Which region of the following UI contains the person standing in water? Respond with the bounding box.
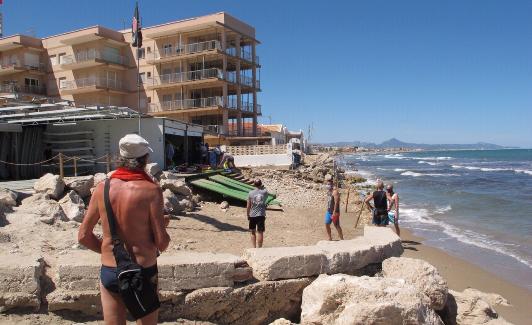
[325,179,344,241]
[387,184,400,236]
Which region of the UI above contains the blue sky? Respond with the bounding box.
[3,0,531,147]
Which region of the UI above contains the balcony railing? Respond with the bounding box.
[144,68,223,87]
[60,77,125,91]
[0,84,46,95]
[148,96,223,112]
[149,40,221,61]
[0,61,46,72]
[203,124,226,135]
[228,127,256,137]
[61,49,128,66]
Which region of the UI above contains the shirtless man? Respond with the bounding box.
[78,134,170,325]
[325,179,344,241]
[387,184,400,236]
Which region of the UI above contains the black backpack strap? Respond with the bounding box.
[104,179,121,244]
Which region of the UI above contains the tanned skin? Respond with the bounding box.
[78,178,170,325]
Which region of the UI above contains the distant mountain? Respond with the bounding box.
[322,138,513,150]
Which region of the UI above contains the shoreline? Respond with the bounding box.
[400,227,532,324]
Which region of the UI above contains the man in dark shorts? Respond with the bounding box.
[325,179,344,241]
[247,179,268,248]
[78,134,171,324]
[365,180,389,226]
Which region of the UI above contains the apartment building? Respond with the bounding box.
[0,12,262,145]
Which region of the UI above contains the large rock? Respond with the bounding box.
[33,173,65,199]
[163,189,183,214]
[179,198,195,212]
[158,252,242,291]
[93,173,107,185]
[0,254,44,312]
[301,274,443,325]
[0,188,17,207]
[160,178,192,196]
[20,193,67,224]
[161,278,312,325]
[382,257,448,310]
[58,190,86,222]
[145,163,163,179]
[244,226,402,281]
[439,289,513,325]
[243,245,328,281]
[63,175,94,198]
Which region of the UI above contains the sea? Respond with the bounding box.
[340,149,532,291]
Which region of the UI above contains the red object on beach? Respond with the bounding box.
[110,167,154,183]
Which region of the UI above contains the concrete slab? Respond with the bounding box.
[0,254,43,312]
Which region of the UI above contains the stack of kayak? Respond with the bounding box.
[186,171,280,206]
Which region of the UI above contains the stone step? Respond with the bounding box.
[0,254,44,312]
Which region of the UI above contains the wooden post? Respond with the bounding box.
[73,157,77,176]
[106,154,111,173]
[58,153,64,178]
[354,201,365,229]
[344,186,351,213]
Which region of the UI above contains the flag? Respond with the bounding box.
[132,1,142,48]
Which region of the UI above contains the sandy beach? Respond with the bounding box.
[1,153,530,324]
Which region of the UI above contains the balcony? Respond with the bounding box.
[240,75,260,89]
[146,40,222,64]
[0,62,46,76]
[60,49,129,70]
[148,96,223,113]
[203,125,226,136]
[225,48,260,65]
[228,127,256,137]
[144,68,223,90]
[0,84,46,95]
[59,77,126,95]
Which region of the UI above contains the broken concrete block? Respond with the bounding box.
[63,175,94,198]
[243,245,328,281]
[33,173,65,200]
[160,278,312,325]
[158,252,242,291]
[316,237,381,274]
[382,257,448,310]
[160,178,192,196]
[363,225,404,259]
[301,274,443,325]
[0,188,17,207]
[47,290,101,315]
[55,252,100,291]
[59,190,86,222]
[0,254,44,312]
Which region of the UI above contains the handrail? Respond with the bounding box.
[148,96,223,112]
[144,68,222,87]
[0,61,46,72]
[60,77,125,90]
[0,84,47,95]
[149,40,221,60]
[62,49,128,66]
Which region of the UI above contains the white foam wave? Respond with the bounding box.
[401,171,459,177]
[394,168,407,172]
[400,207,532,269]
[383,154,407,159]
[434,205,452,214]
[452,165,532,176]
[418,160,438,166]
[412,156,454,161]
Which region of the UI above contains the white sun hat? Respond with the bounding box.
[119,134,154,159]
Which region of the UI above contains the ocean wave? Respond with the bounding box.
[434,205,452,214]
[418,161,439,166]
[394,168,407,172]
[401,171,459,177]
[383,154,407,159]
[452,165,532,176]
[411,156,454,161]
[400,207,532,269]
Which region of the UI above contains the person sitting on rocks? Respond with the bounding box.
[78,134,170,325]
[247,179,268,248]
[325,179,344,241]
[365,179,389,227]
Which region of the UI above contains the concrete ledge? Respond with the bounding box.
[47,290,101,315]
[55,251,244,294]
[244,226,403,281]
[0,254,43,312]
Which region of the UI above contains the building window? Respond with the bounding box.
[162,43,172,56]
[24,78,39,87]
[162,94,172,102]
[49,55,57,66]
[147,72,151,78]
[147,97,151,103]
[139,72,146,82]
[137,48,145,59]
[58,77,67,89]
[58,53,66,65]
[147,47,151,53]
